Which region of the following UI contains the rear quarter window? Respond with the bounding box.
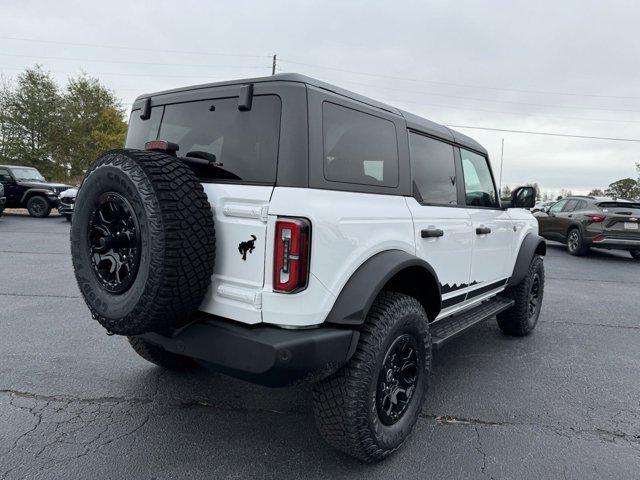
[322,102,399,188]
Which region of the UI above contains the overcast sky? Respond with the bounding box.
[2,0,639,195]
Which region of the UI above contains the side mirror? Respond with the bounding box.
[510,186,537,209]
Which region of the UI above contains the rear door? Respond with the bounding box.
[459,148,513,293]
[125,93,282,324]
[405,132,473,313]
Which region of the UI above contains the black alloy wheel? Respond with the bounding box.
[376,334,419,425]
[88,192,141,294]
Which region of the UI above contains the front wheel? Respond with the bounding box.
[26,195,51,218]
[312,292,431,462]
[497,255,545,336]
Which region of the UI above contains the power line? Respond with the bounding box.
[301,74,640,114]
[446,125,640,143]
[278,58,640,100]
[0,36,270,59]
[0,65,264,80]
[0,52,268,70]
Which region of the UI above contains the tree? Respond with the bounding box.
[0,66,62,179]
[0,66,127,181]
[57,74,125,178]
[558,188,573,199]
[588,188,604,196]
[605,178,640,199]
[500,184,512,199]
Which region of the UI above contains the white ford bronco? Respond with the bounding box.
[70,73,546,462]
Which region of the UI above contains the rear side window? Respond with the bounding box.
[409,132,457,205]
[563,199,579,212]
[322,102,398,187]
[126,95,282,184]
[460,148,498,208]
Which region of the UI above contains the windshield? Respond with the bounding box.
[126,95,281,184]
[10,167,45,181]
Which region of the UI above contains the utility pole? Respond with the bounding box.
[498,138,505,191]
[272,54,277,75]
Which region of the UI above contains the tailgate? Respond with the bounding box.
[601,203,640,238]
[198,184,273,324]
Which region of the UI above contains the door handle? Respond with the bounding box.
[421,228,444,238]
[476,227,492,235]
[568,214,573,218]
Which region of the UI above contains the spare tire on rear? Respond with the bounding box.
[70,149,215,335]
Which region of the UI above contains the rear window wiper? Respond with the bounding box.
[181,152,242,181]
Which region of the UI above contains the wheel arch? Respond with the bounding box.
[324,250,442,326]
[21,189,52,205]
[507,233,546,287]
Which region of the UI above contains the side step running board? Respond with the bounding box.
[431,296,515,349]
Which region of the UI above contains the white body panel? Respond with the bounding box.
[263,188,415,327]
[197,182,537,328]
[199,183,273,325]
[468,209,514,285]
[404,198,474,308]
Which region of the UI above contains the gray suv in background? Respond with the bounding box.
[535,196,640,259]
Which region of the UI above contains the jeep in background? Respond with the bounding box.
[0,165,71,217]
[70,73,545,462]
[535,195,640,259]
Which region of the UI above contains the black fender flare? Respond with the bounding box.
[507,233,546,287]
[21,188,55,204]
[324,249,441,326]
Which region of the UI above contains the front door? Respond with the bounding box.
[459,147,513,295]
[0,168,19,207]
[406,132,473,313]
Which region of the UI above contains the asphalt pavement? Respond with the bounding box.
[1,213,639,479]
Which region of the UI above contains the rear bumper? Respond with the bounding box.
[591,237,640,251]
[138,316,359,387]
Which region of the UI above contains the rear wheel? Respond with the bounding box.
[71,149,215,336]
[630,250,640,260]
[26,195,51,218]
[566,228,588,256]
[312,292,431,462]
[128,337,197,370]
[497,255,544,336]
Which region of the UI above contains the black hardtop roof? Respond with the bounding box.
[135,73,487,155]
[0,165,40,170]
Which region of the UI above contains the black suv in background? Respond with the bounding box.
[0,165,71,217]
[0,182,5,216]
[535,196,640,259]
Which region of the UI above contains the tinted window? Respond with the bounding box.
[323,102,398,187]
[460,149,498,207]
[563,199,579,212]
[126,96,282,184]
[549,200,567,214]
[126,106,163,148]
[409,133,457,205]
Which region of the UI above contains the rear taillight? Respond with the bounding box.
[273,217,311,293]
[585,214,606,223]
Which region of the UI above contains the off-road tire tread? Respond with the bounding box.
[497,255,544,336]
[127,336,196,370]
[312,292,431,462]
[27,195,51,218]
[72,149,215,335]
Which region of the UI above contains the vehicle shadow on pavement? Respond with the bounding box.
[546,241,635,263]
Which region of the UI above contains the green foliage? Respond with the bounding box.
[587,188,604,197]
[605,178,640,199]
[500,184,512,199]
[0,65,126,181]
